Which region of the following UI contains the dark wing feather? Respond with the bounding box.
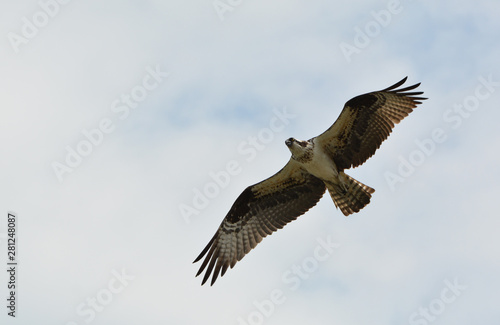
[193,159,325,285]
[315,77,427,170]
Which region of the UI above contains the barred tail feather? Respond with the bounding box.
[326,173,375,216]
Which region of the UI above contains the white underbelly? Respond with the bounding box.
[303,146,338,180]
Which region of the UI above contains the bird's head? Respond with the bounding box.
[285,137,312,160]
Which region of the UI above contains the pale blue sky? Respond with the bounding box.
[1,1,499,324]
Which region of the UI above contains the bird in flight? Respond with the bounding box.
[194,77,426,285]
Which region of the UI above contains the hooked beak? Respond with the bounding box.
[285,138,294,147]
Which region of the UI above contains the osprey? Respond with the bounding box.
[194,77,426,285]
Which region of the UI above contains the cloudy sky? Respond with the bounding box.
[1,0,499,324]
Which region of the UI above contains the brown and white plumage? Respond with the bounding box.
[194,160,325,285]
[316,77,426,170]
[194,77,426,285]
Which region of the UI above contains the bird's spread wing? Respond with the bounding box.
[315,77,427,170]
[193,159,325,285]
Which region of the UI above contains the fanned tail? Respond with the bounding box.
[326,173,375,216]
